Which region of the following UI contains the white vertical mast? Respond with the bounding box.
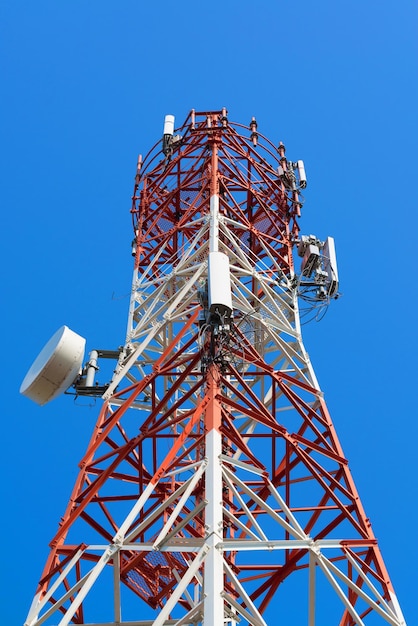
[205,134,225,624]
[209,132,219,253]
[204,365,225,626]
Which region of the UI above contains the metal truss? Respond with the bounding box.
[25,110,406,626]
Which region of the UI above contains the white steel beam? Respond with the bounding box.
[203,426,224,626]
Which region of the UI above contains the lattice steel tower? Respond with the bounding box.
[23,109,406,626]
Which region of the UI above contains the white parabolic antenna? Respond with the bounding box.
[20,326,86,406]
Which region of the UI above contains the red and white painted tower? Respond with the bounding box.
[23,109,406,626]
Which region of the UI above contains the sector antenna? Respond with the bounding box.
[22,109,407,626]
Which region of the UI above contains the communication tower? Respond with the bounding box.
[22,109,406,626]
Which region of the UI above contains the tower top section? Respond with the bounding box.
[131,108,307,280]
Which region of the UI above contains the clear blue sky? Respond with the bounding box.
[1,1,417,624]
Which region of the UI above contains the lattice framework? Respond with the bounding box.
[25,110,406,626]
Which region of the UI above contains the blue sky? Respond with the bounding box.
[1,1,417,624]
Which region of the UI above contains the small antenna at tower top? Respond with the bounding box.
[162,114,175,155]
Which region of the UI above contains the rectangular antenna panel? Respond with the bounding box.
[323,236,339,297]
[208,251,233,316]
[301,244,320,277]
